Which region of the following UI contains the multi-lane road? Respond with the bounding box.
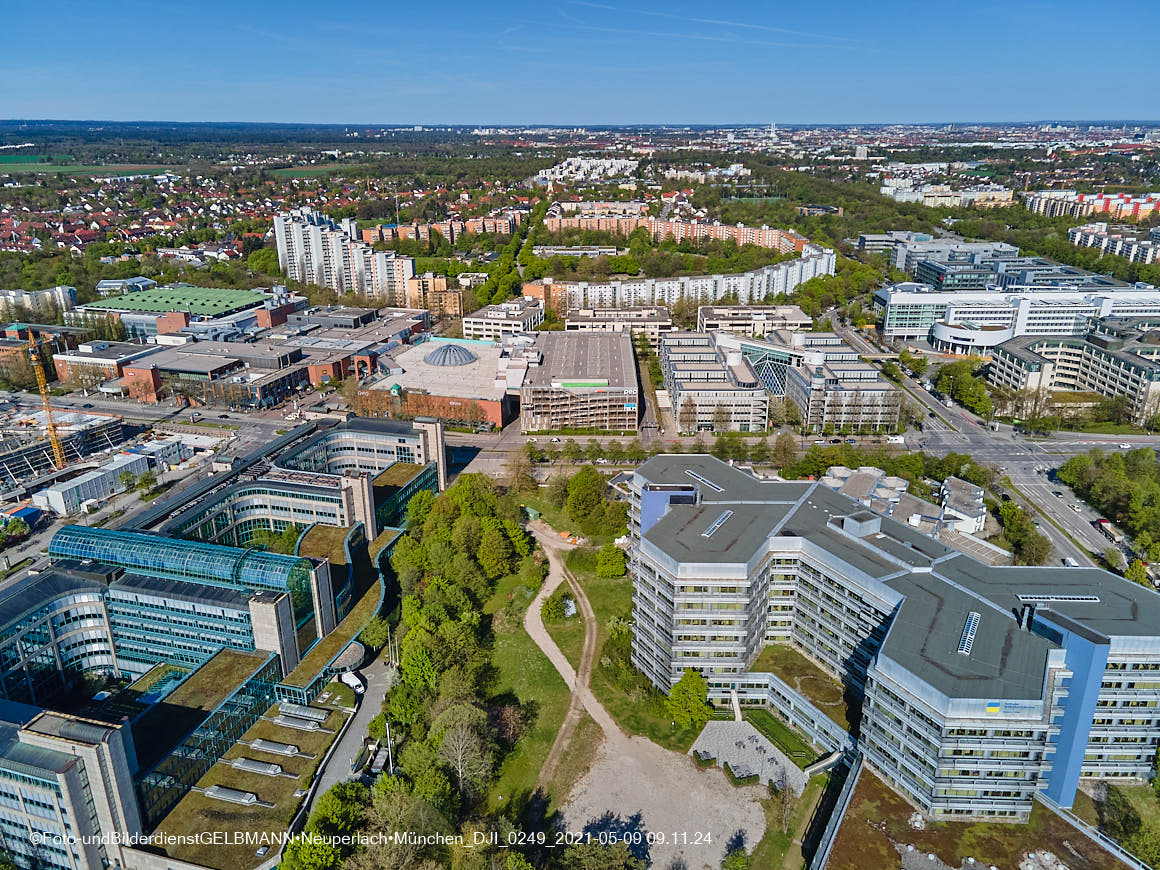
[836,321,1160,566]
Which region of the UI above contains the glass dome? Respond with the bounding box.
[424,343,478,366]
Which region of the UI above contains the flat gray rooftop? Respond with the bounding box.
[634,454,810,505]
[634,454,1160,704]
[524,332,636,390]
[881,571,1051,700]
[644,502,795,565]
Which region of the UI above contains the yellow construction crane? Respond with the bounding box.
[27,334,66,470]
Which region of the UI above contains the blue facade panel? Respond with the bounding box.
[1037,614,1109,808]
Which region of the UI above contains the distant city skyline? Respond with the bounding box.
[3,0,1159,125]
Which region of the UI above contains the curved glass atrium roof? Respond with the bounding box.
[424,343,478,367]
[49,525,314,592]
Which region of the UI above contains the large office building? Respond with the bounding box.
[785,358,902,434]
[856,233,1019,276]
[628,455,1160,822]
[696,304,811,336]
[519,332,639,432]
[875,281,1160,353]
[160,416,446,544]
[461,297,544,340]
[274,207,415,301]
[530,245,835,310]
[1068,222,1160,265]
[660,332,770,433]
[564,306,675,349]
[0,703,144,870]
[660,330,899,434]
[988,317,1160,424]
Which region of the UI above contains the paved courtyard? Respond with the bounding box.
[690,720,808,796]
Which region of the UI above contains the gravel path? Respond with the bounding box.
[527,526,767,869]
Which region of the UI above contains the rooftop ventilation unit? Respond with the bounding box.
[957,611,981,656]
[684,469,724,492]
[702,510,734,538]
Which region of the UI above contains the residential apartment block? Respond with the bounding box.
[462,298,544,340]
[564,306,675,348]
[543,206,810,253]
[875,281,1160,353]
[0,285,76,318]
[530,245,835,309]
[660,333,770,433]
[696,304,811,336]
[628,455,1160,822]
[405,272,463,318]
[1068,222,1160,265]
[1024,190,1160,222]
[988,318,1160,424]
[274,207,414,300]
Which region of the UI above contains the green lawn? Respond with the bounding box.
[486,575,570,814]
[542,713,603,812]
[744,708,818,769]
[322,680,357,708]
[270,164,367,177]
[750,643,851,731]
[0,163,180,175]
[542,544,702,753]
[750,774,828,869]
[544,614,583,671]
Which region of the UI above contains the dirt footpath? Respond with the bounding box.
[526,524,766,869]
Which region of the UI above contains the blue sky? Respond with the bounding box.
[3,0,1157,124]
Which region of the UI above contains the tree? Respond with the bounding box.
[477,527,514,579]
[561,842,646,870]
[405,489,436,533]
[679,397,698,433]
[596,543,627,578]
[247,247,281,276]
[281,834,343,870]
[360,616,391,650]
[118,470,137,491]
[748,437,770,465]
[310,781,369,838]
[437,721,492,798]
[3,517,28,539]
[566,466,606,532]
[136,470,157,492]
[770,779,795,833]
[712,403,730,433]
[772,433,797,469]
[666,669,713,730]
[1126,559,1150,586]
[505,451,538,495]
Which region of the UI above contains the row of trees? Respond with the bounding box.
[524,431,804,471]
[1058,449,1160,562]
[933,358,994,419]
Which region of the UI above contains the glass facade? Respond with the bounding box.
[136,653,280,828]
[49,526,317,650]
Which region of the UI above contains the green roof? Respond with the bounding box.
[83,285,270,316]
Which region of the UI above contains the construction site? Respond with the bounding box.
[0,335,130,496]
